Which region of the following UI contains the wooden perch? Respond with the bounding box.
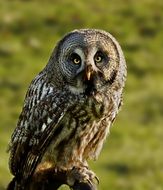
[7,167,97,190]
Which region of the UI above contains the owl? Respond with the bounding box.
[8,29,127,190]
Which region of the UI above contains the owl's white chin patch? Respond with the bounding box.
[68,79,86,94]
[68,85,85,94]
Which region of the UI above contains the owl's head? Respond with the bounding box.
[46,29,127,95]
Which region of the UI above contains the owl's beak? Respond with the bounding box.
[85,65,94,81]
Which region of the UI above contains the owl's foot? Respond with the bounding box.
[67,166,98,188]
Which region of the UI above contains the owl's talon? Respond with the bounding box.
[94,176,99,184]
[67,166,98,188]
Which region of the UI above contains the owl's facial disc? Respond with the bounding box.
[57,32,118,94]
[67,47,112,95]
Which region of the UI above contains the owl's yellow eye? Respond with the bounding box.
[73,58,81,64]
[94,55,102,63]
[71,53,81,65]
[94,51,104,63]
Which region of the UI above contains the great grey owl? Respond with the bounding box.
[8,29,127,189]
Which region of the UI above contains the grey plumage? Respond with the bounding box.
[8,29,127,189]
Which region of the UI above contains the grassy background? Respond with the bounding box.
[0,0,163,189]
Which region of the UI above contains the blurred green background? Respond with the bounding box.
[0,0,163,189]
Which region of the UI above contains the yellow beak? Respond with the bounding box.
[85,65,93,81]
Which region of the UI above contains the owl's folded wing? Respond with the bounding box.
[8,91,73,183]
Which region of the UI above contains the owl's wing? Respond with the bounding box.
[9,84,75,182]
